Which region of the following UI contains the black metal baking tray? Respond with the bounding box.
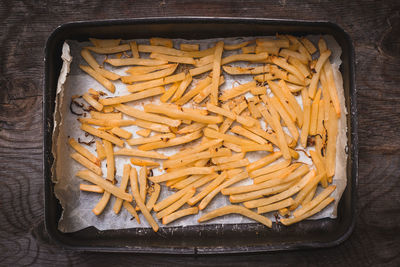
[43,17,357,254]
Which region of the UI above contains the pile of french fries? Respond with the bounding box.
[68,35,342,232]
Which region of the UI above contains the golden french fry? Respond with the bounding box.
[126,72,185,92]
[278,80,304,127]
[136,129,151,137]
[266,81,296,122]
[85,44,130,54]
[187,172,227,206]
[310,150,328,187]
[219,81,257,101]
[114,147,167,159]
[169,139,223,160]
[323,60,341,117]
[111,127,132,139]
[204,128,257,147]
[130,157,160,167]
[162,207,199,225]
[175,77,212,105]
[271,56,305,82]
[294,185,336,217]
[256,38,289,48]
[138,130,202,151]
[153,186,193,211]
[170,74,193,102]
[249,159,291,178]
[89,38,121,48]
[269,96,299,142]
[82,93,104,112]
[125,64,174,75]
[134,119,171,133]
[193,76,225,103]
[69,138,100,166]
[279,49,308,65]
[224,40,253,50]
[257,198,295,214]
[212,152,245,165]
[156,188,195,219]
[150,53,196,64]
[210,41,224,105]
[163,148,230,169]
[129,41,140,58]
[70,153,102,176]
[79,65,115,93]
[113,164,131,214]
[253,163,309,185]
[309,90,321,135]
[150,37,173,48]
[308,50,331,99]
[289,172,324,211]
[99,86,165,105]
[90,111,122,120]
[180,43,199,52]
[78,118,136,127]
[326,104,338,177]
[214,158,249,171]
[122,201,141,223]
[95,140,106,160]
[80,124,124,147]
[79,184,104,193]
[105,57,168,67]
[121,64,178,84]
[150,167,215,183]
[246,150,284,174]
[127,133,175,146]
[146,183,161,212]
[300,37,317,54]
[241,45,256,54]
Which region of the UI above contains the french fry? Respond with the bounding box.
[175,77,212,105]
[85,44,130,54]
[177,122,206,135]
[270,56,305,82]
[162,207,199,225]
[300,37,317,54]
[249,159,291,178]
[289,172,323,211]
[253,163,309,185]
[214,158,249,171]
[189,62,213,76]
[180,43,199,52]
[160,82,180,103]
[69,138,100,166]
[156,188,195,219]
[310,150,328,187]
[153,186,193,212]
[111,127,132,139]
[308,50,331,99]
[279,49,308,65]
[204,128,257,147]
[280,197,335,226]
[279,208,290,217]
[89,38,121,48]
[95,140,106,160]
[187,172,227,206]
[114,147,167,159]
[136,166,148,211]
[198,205,272,228]
[195,54,214,66]
[248,100,262,119]
[224,40,253,50]
[150,167,214,183]
[257,198,295,214]
[256,38,289,48]
[70,153,103,176]
[309,90,321,135]
[210,41,224,105]
[150,37,173,48]
[266,81,296,122]
[121,64,178,84]
[169,139,223,160]
[193,76,225,103]
[326,104,338,177]
[218,101,247,133]
[241,144,274,152]
[82,93,104,111]
[76,170,132,202]
[139,44,215,58]
[206,103,236,120]
[130,157,159,167]
[105,57,168,67]
[223,142,242,153]
[134,119,171,133]
[129,167,159,232]
[268,96,299,142]
[278,80,304,127]
[90,111,122,120]
[163,148,230,169]
[146,183,161,212]
[122,201,141,223]
[170,74,193,102]
[246,150,281,174]
[78,118,136,127]
[241,46,256,54]
[126,72,185,92]
[127,133,175,146]
[171,174,203,190]
[80,124,124,147]
[136,129,151,137]
[102,106,114,113]
[81,49,120,81]
[219,81,257,101]
[99,86,165,105]
[79,184,104,193]
[129,41,140,58]
[323,60,341,117]
[300,88,311,148]
[288,56,310,79]
[293,185,336,217]
[150,53,195,65]
[126,64,174,75]
[212,152,245,165]
[79,65,116,93]
[222,65,270,75]
[113,164,131,214]
[138,130,202,151]
[303,184,317,205]
[230,125,268,145]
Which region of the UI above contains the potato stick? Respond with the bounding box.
[150,167,214,183]
[204,128,257,147]
[162,207,198,225]
[150,52,195,65]
[180,43,199,52]
[170,74,193,102]
[128,41,140,58]
[269,96,299,142]
[100,87,165,106]
[82,92,104,112]
[279,208,290,216]
[258,198,295,214]
[210,41,224,105]
[188,172,227,206]
[270,56,305,82]
[150,37,173,48]
[81,49,120,80]
[146,183,161,212]
[206,103,236,120]
[130,157,159,167]
[212,152,245,165]
[137,167,148,211]
[80,184,104,193]
[78,118,135,128]
[244,170,316,208]
[137,120,172,133]
[189,62,212,76]
[85,44,130,54]
[127,133,175,146]
[241,46,256,54]
[326,104,338,177]
[249,159,291,178]
[69,138,100,166]
[193,76,225,103]
[245,150,281,173]
[257,103,291,160]
[159,82,179,103]
[309,90,321,135]
[95,140,106,161]
[121,65,178,84]
[214,158,249,171]
[113,164,131,214]
[242,126,279,147]
[266,81,296,122]
[300,37,317,54]
[114,104,180,128]
[278,80,304,127]
[89,38,121,48]
[114,148,167,160]
[102,106,114,113]
[256,38,289,48]
[248,101,261,119]
[308,50,332,99]
[199,171,248,210]
[126,64,174,75]
[79,65,113,93]
[102,140,115,182]
[303,184,317,205]
[198,205,272,228]
[76,170,132,201]
[222,142,241,153]
[310,150,328,187]
[105,57,168,66]
[219,81,257,101]
[240,144,273,153]
[255,45,280,55]
[224,40,253,50]
[172,174,203,190]
[294,185,336,217]
[177,122,206,135]
[230,125,267,145]
[281,197,335,226]
[289,172,323,211]
[80,124,124,147]
[219,101,247,133]
[156,188,195,219]
[165,176,187,187]
[253,163,309,185]
[110,127,132,139]
[138,44,187,56]
[182,107,208,115]
[122,201,141,223]
[288,56,310,79]
[169,139,223,160]
[144,104,222,124]
[222,52,269,65]
[175,77,212,105]
[153,186,192,212]
[323,61,341,117]
[279,49,308,65]
[138,130,202,151]
[126,72,185,92]
[300,90,312,148]
[90,111,122,120]
[163,148,230,169]
[195,54,214,67]
[135,129,151,138]
[227,168,243,178]
[222,65,270,75]
[129,168,159,232]
[286,83,304,93]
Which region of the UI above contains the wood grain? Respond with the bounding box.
[0,0,400,266]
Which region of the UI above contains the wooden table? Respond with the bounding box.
[1,1,399,265]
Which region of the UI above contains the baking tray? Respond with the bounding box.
[43,17,358,253]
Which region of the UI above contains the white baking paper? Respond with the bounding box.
[52,35,347,232]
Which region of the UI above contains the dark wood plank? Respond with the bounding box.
[0,0,400,266]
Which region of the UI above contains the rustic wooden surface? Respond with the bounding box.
[1,0,400,266]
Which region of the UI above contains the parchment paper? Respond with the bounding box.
[52,35,347,232]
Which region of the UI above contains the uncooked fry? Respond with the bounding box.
[175,77,212,105]
[138,130,202,151]
[136,129,151,137]
[129,167,159,232]
[210,41,224,105]
[113,164,131,214]
[121,64,178,84]
[170,74,193,102]
[169,139,223,160]
[79,184,104,193]
[126,72,185,92]
[244,170,316,208]
[249,159,291,178]
[204,128,257,147]
[122,201,141,223]
[114,103,181,127]
[180,43,199,52]
[146,183,161,212]
[253,163,309,185]
[300,37,317,54]
[114,147,167,159]
[82,93,104,112]
[199,171,248,210]
[80,124,124,147]
[76,170,132,202]
[219,81,257,101]
[99,86,165,105]
[129,41,140,58]
[214,158,249,171]
[257,198,295,214]
[156,188,195,219]
[86,44,130,54]
[198,205,272,228]
[310,150,327,187]
[281,197,335,226]
[89,38,121,48]
[188,172,227,206]
[81,49,120,81]
[294,185,336,217]
[150,167,214,183]
[162,207,199,224]
[150,37,173,48]
[127,133,175,146]
[111,127,132,139]
[69,138,100,166]
[90,111,122,120]
[326,104,338,177]
[309,90,321,135]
